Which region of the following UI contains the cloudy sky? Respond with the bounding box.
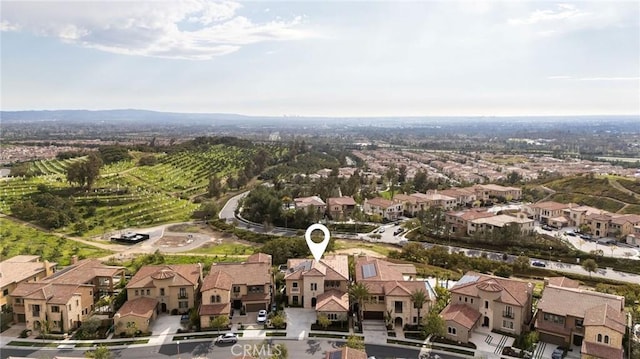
[1,1,639,116]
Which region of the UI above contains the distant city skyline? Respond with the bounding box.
[1,1,639,117]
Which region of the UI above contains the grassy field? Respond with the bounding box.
[546,175,640,205]
[550,193,625,213]
[186,242,255,255]
[617,178,640,195]
[0,218,112,265]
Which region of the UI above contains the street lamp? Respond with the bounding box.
[549,247,553,264]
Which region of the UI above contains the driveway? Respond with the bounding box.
[284,308,316,340]
[148,314,184,345]
[361,320,387,344]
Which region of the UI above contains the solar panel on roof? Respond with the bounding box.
[329,351,343,359]
[362,263,377,279]
[456,274,479,286]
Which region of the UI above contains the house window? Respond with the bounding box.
[413,316,418,323]
[233,286,241,293]
[464,297,468,303]
[604,335,609,344]
[76,300,79,306]
[459,296,462,302]
[2,289,8,296]
[146,289,150,296]
[311,283,317,291]
[179,288,188,299]
[575,319,583,328]
[448,327,457,335]
[470,298,473,304]
[51,306,60,313]
[178,301,188,309]
[485,301,489,309]
[394,301,403,313]
[597,334,602,342]
[328,313,338,320]
[135,290,139,296]
[543,313,565,325]
[292,296,299,305]
[378,296,384,302]
[502,320,514,329]
[14,298,22,304]
[160,288,165,296]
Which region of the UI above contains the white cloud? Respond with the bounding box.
[508,3,589,26]
[547,75,571,79]
[547,75,639,81]
[0,0,312,60]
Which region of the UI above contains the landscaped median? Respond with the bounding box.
[386,337,476,357]
[7,338,150,348]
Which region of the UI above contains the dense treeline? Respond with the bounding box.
[11,193,79,229]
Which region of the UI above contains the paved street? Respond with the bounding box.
[534,226,640,259]
[0,339,464,359]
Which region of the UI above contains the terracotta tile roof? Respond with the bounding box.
[581,341,624,359]
[246,253,272,265]
[199,302,231,316]
[294,196,326,208]
[446,209,494,221]
[365,197,395,208]
[316,289,349,312]
[530,201,570,211]
[354,256,416,282]
[546,277,579,289]
[210,262,271,287]
[201,270,233,292]
[324,347,368,359]
[242,292,270,302]
[476,184,520,192]
[584,303,626,333]
[535,314,571,336]
[127,264,201,289]
[327,197,356,206]
[441,303,481,329]
[449,272,532,307]
[44,259,124,285]
[439,187,475,198]
[285,255,348,281]
[11,282,88,304]
[115,297,158,319]
[611,214,640,225]
[0,256,55,288]
[393,193,419,204]
[537,285,624,319]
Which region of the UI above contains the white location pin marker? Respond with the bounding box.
[305,223,331,262]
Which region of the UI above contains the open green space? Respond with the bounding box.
[186,242,255,255]
[545,175,640,206]
[0,218,112,265]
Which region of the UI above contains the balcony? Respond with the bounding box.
[503,311,514,319]
[178,294,189,300]
[290,287,300,293]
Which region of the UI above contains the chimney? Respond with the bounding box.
[71,255,79,265]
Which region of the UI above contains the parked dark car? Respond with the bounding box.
[531,261,546,268]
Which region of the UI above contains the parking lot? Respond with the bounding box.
[535,226,640,259]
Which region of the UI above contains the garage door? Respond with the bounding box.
[245,303,267,312]
[539,332,566,346]
[363,311,384,320]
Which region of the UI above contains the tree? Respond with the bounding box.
[494,264,513,278]
[346,334,365,350]
[85,345,112,359]
[422,311,445,338]
[582,259,598,278]
[410,289,428,328]
[349,282,370,325]
[208,175,222,198]
[66,153,103,190]
[513,255,530,273]
[209,315,229,333]
[270,313,286,329]
[317,314,331,330]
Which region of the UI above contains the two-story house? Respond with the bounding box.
[472,184,522,202]
[294,196,327,218]
[526,201,571,226]
[199,253,273,328]
[284,255,349,322]
[467,213,534,235]
[355,256,436,328]
[0,255,56,312]
[125,264,202,315]
[363,197,404,221]
[535,277,625,359]
[326,197,357,220]
[392,194,429,217]
[441,272,533,343]
[10,257,124,328]
[445,209,495,236]
[10,282,92,333]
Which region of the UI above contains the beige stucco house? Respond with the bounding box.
[0,255,56,312]
[114,297,158,335]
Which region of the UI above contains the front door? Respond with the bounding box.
[161,303,167,312]
[311,297,317,307]
[483,316,490,327]
[573,334,583,346]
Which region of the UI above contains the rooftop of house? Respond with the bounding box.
[611,214,640,225]
[471,214,532,227]
[392,193,423,204]
[449,272,532,307]
[0,255,55,288]
[285,255,349,282]
[365,197,396,208]
[475,184,521,192]
[441,303,482,329]
[208,261,271,287]
[529,201,571,211]
[439,187,475,197]
[126,264,201,289]
[583,303,626,333]
[11,282,89,304]
[44,259,124,285]
[354,256,416,282]
[294,196,326,207]
[565,205,605,216]
[582,341,624,359]
[200,270,234,292]
[316,289,349,312]
[326,197,357,206]
[115,297,158,319]
[324,347,368,359]
[411,192,456,202]
[545,277,579,289]
[537,284,624,320]
[446,209,495,221]
[245,253,272,265]
[199,302,231,316]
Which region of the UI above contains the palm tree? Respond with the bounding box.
[349,282,370,325]
[410,289,428,328]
